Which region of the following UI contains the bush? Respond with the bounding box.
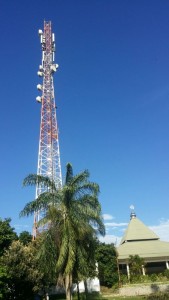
[139,275,150,283]
[130,275,142,283]
[164,269,169,279]
[120,274,128,285]
[111,282,119,292]
[149,274,158,282]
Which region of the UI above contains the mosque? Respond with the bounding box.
[117,211,169,278]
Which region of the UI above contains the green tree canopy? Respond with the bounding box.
[0,264,11,300]
[19,231,32,245]
[1,240,37,300]
[0,218,17,256]
[96,242,118,287]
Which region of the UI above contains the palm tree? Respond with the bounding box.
[128,255,145,278]
[20,163,105,300]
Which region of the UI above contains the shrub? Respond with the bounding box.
[149,274,158,282]
[120,274,128,285]
[139,275,150,283]
[164,269,169,279]
[130,275,141,283]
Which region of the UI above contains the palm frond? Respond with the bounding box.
[56,230,69,273]
[23,174,56,191]
[20,192,54,217]
[65,225,76,274]
[69,170,89,187]
[76,194,101,209]
[74,182,100,198]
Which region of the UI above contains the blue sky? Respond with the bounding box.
[1,0,169,244]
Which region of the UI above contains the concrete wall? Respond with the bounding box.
[73,278,100,293]
[119,283,169,296]
[49,278,100,295]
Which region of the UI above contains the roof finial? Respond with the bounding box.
[130,205,136,219]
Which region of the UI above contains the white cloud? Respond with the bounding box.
[99,234,121,246]
[14,224,30,229]
[149,219,169,242]
[14,224,32,234]
[102,214,114,220]
[104,222,128,227]
[100,218,169,247]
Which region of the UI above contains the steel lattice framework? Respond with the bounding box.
[33,21,62,239]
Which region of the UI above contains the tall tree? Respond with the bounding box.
[19,231,32,245]
[1,240,38,300]
[0,263,11,300]
[0,218,17,256]
[1,239,55,300]
[96,242,118,288]
[20,163,105,300]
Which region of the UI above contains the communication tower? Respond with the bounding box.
[33,21,62,239]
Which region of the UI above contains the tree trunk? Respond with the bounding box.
[65,273,72,300]
[84,280,88,300]
[77,281,80,300]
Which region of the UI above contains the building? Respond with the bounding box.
[117,211,169,277]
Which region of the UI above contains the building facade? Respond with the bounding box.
[117,212,169,278]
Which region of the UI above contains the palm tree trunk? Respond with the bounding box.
[65,273,72,300]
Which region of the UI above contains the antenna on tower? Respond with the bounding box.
[33,21,62,240]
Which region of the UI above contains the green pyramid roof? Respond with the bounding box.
[118,240,169,261]
[118,213,169,262]
[120,214,159,245]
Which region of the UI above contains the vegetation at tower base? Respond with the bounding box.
[20,163,105,300]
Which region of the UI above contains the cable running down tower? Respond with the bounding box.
[33,21,62,239]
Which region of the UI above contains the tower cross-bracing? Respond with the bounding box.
[33,21,62,239]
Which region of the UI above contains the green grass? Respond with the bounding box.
[102,297,145,300]
[40,288,169,300]
[47,293,145,300]
[48,296,145,300]
[48,292,169,300]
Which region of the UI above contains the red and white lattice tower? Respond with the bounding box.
[33,21,62,239]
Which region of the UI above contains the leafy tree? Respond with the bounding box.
[20,163,105,300]
[19,230,32,245]
[96,242,118,287]
[0,218,18,256]
[1,240,35,299]
[34,230,60,295]
[1,239,52,300]
[128,254,145,279]
[0,263,11,299]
